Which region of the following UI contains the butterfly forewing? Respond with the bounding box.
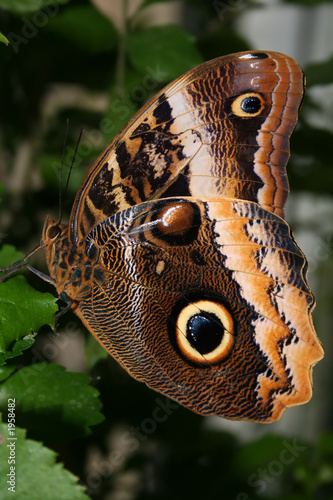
[70,51,304,242]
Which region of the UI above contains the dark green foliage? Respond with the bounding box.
[0,246,58,365]
[0,0,332,499]
[0,363,104,441]
[126,25,203,78]
[0,417,90,500]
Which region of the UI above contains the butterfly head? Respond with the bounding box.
[41,215,68,246]
[41,216,69,281]
[41,215,97,305]
[42,216,62,241]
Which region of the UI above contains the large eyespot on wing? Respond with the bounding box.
[70,51,304,241]
[75,197,323,422]
[172,299,234,365]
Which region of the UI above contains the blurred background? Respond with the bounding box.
[0,0,332,499]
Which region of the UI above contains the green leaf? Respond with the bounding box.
[0,363,104,441]
[46,5,118,54]
[127,25,203,81]
[305,55,333,86]
[0,245,58,365]
[0,32,9,45]
[0,364,17,382]
[105,67,160,137]
[289,125,333,195]
[231,434,310,477]
[0,0,62,14]
[318,432,333,456]
[0,417,90,500]
[198,27,250,61]
[0,244,24,268]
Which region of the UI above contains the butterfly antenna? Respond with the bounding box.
[57,124,83,225]
[57,119,70,224]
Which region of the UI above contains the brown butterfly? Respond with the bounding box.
[1,51,324,422]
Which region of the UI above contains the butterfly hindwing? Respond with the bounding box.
[62,197,322,422]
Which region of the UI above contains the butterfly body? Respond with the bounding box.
[30,51,324,421]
